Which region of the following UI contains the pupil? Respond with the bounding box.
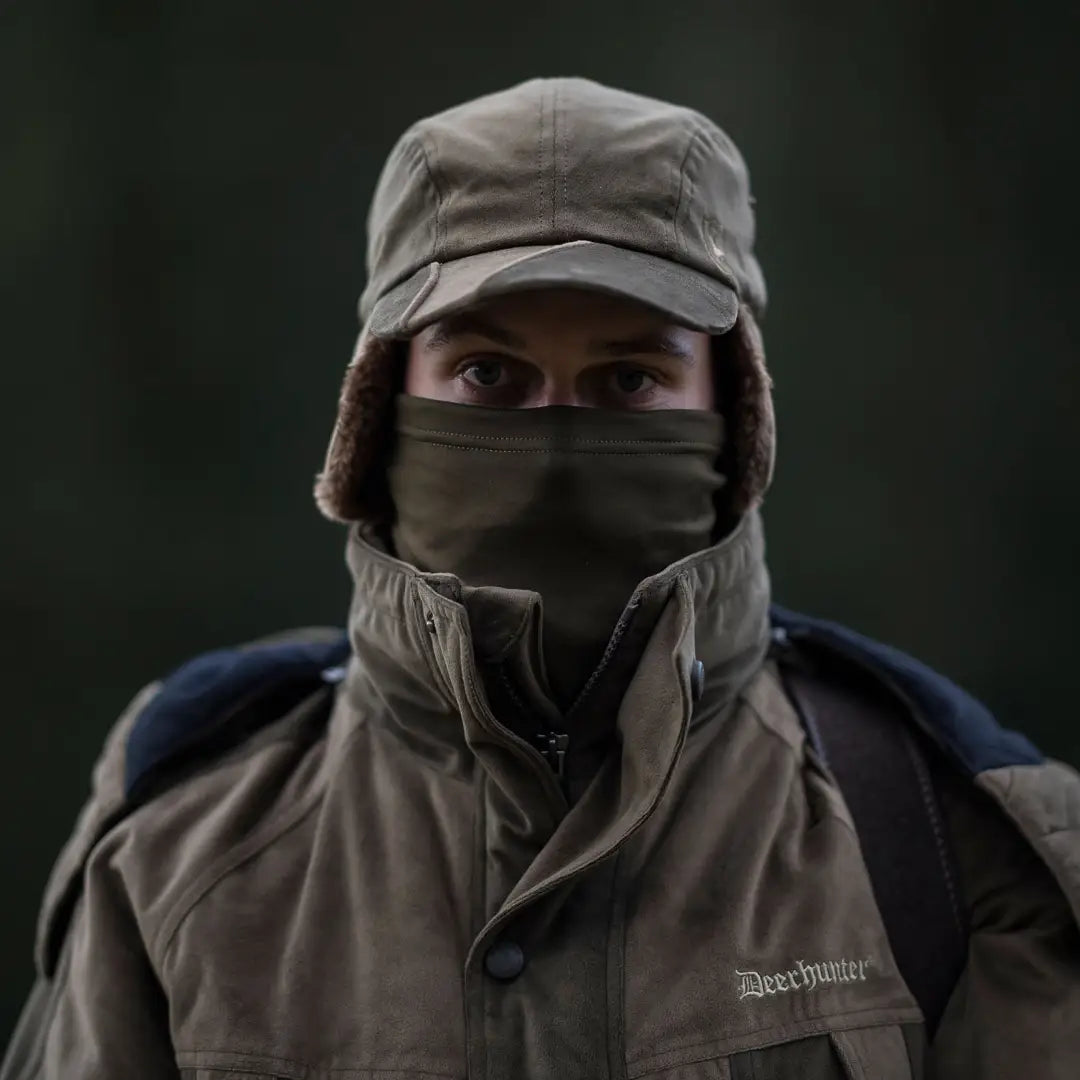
[472,361,501,386]
[618,369,645,392]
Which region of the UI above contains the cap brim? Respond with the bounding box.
[366,240,740,338]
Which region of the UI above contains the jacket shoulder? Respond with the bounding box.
[34,627,350,979]
[123,627,350,802]
[975,759,1080,927]
[34,680,158,976]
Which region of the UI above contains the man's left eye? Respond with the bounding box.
[614,366,656,394]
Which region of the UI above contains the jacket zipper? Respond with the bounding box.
[533,731,570,778]
[493,664,571,782]
[480,587,648,786]
[420,594,568,813]
[527,593,643,781]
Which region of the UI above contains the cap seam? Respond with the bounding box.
[413,129,445,261]
[397,263,441,329]
[359,134,436,321]
[536,84,547,235]
[672,120,708,259]
[559,85,569,231]
[550,80,559,234]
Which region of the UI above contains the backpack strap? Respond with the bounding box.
[773,630,968,1036]
[123,633,351,803]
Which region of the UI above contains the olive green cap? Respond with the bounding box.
[361,77,766,338]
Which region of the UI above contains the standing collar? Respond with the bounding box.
[341,509,771,770]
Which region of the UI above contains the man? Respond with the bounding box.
[3,77,1078,1079]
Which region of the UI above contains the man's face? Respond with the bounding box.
[404,288,715,410]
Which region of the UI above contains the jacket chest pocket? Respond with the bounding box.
[729,1025,921,1080]
[635,1025,922,1080]
[179,1070,299,1079]
[180,1072,289,1079]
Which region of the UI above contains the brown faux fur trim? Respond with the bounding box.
[313,329,402,525]
[720,305,776,520]
[313,304,776,528]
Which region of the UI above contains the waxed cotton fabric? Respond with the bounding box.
[7,508,1080,1079]
[388,394,725,708]
[359,78,765,336]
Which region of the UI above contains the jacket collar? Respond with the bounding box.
[340,509,770,781]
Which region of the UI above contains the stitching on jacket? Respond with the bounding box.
[565,594,641,718]
[409,589,456,705]
[152,727,367,963]
[471,769,489,936]
[174,1047,459,1078]
[742,674,872,848]
[479,601,533,665]
[495,664,531,717]
[741,678,806,759]
[605,849,630,1080]
[829,1030,862,1079]
[155,787,324,962]
[396,443,716,457]
[397,428,717,449]
[906,733,966,938]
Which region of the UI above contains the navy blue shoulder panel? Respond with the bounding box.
[770,604,1043,776]
[124,633,351,800]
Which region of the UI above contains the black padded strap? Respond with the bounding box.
[778,645,968,1036]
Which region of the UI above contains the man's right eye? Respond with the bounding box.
[460,359,506,388]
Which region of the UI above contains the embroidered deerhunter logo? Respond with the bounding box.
[736,958,873,1000]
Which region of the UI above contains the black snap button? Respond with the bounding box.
[484,940,526,981]
[690,659,705,702]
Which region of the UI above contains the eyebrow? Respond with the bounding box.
[423,313,527,352]
[423,312,697,364]
[589,330,697,365]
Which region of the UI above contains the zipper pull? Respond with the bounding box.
[535,731,570,778]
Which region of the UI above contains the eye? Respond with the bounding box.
[613,365,658,396]
[460,359,507,388]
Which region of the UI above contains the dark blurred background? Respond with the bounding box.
[2,0,1078,1041]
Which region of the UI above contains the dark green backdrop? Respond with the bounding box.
[2,0,1078,1043]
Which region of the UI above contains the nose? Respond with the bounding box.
[535,376,582,408]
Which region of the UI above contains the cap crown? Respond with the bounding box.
[360,77,766,322]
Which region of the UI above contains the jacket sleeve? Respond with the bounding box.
[929,764,1080,1079]
[1,870,180,1080]
[1,684,180,1080]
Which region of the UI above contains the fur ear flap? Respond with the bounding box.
[314,329,402,525]
[718,305,775,519]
